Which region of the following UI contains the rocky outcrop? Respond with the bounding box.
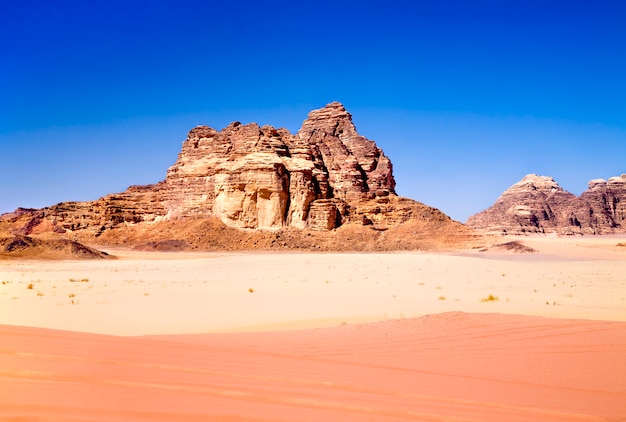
[2,102,456,243]
[467,173,626,234]
[573,175,626,232]
[465,175,576,234]
[162,101,395,230]
[297,102,395,201]
[0,235,112,259]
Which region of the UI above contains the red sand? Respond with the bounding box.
[2,312,625,421]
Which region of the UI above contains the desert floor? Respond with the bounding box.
[1,235,625,421]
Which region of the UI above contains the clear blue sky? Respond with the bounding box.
[1,0,625,222]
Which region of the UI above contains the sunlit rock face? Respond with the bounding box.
[467,173,626,234]
[162,102,396,230]
[6,102,398,233]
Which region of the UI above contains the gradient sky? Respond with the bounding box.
[1,0,625,222]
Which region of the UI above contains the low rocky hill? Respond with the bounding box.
[0,235,112,259]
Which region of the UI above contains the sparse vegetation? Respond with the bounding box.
[438,296,446,300]
[248,288,255,293]
[69,278,90,282]
[27,283,34,290]
[68,293,76,298]
[37,291,44,297]
[480,294,499,302]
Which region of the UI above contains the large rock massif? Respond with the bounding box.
[1,102,475,252]
[467,174,626,234]
[163,101,395,230]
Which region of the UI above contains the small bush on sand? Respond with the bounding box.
[480,294,499,302]
[27,283,34,290]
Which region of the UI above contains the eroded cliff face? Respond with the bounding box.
[467,174,626,234]
[573,176,626,232]
[163,101,396,230]
[3,102,404,236]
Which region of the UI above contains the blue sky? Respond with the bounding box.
[1,0,624,222]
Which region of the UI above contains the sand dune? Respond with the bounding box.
[2,313,625,421]
[1,235,625,420]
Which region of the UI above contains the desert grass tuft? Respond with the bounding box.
[480,294,499,302]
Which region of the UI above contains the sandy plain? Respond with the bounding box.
[1,235,625,421]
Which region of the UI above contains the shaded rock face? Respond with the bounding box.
[3,102,398,234]
[467,174,626,234]
[576,175,626,232]
[297,102,396,202]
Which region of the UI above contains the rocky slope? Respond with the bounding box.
[467,173,626,234]
[0,235,112,260]
[0,102,478,251]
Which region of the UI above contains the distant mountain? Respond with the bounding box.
[467,173,626,234]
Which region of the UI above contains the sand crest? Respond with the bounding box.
[2,313,625,421]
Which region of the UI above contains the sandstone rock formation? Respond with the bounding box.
[467,173,626,234]
[163,102,396,230]
[0,102,477,251]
